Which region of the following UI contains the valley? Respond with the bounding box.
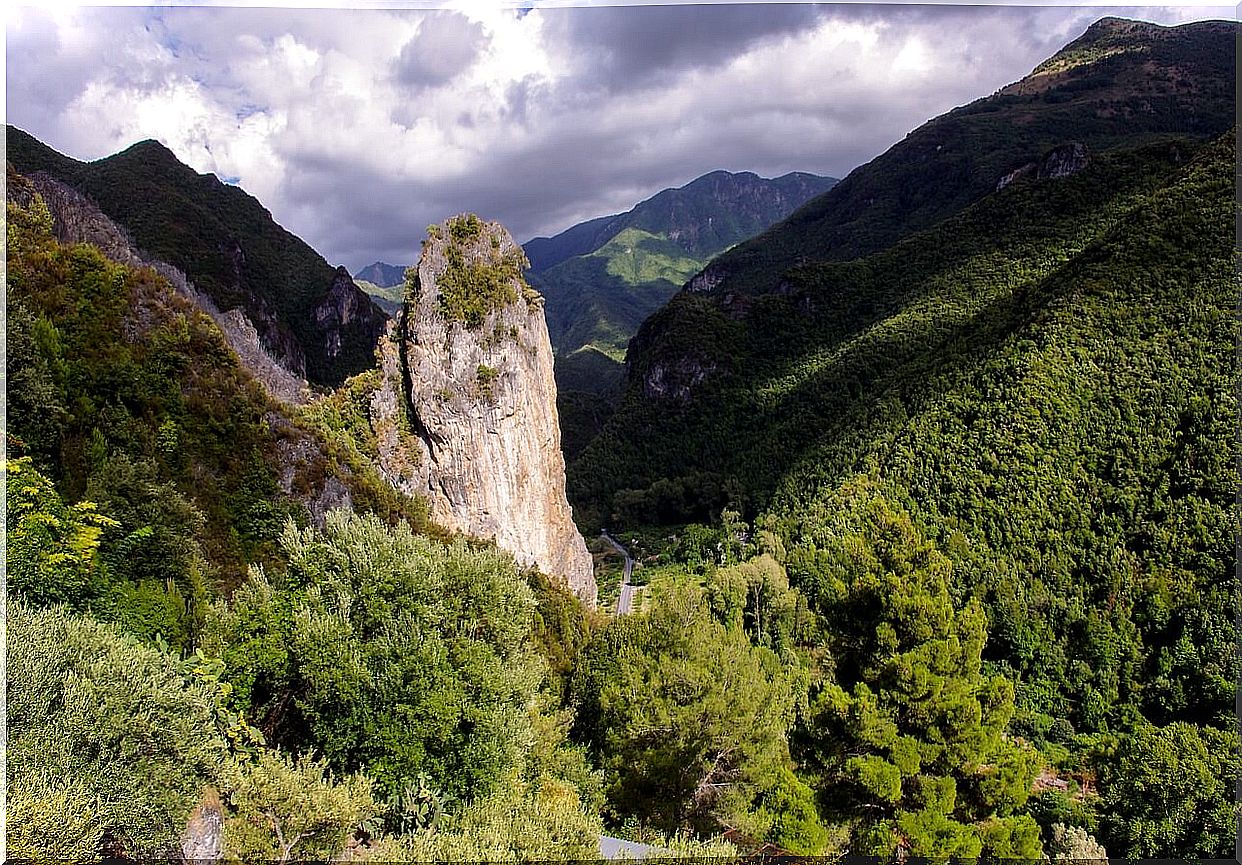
[5,10,1238,864]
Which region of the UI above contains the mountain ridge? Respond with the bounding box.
[6,126,388,388]
[525,168,838,408]
[683,17,1236,299]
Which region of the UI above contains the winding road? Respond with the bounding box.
[600,531,637,615]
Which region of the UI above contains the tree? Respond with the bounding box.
[1048,823,1108,861]
[794,477,1043,858]
[571,584,798,835]
[6,601,227,860]
[1094,721,1239,858]
[204,511,548,804]
[221,751,376,863]
[5,457,116,607]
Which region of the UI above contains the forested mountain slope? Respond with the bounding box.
[6,172,620,863]
[7,127,388,387]
[5,165,432,641]
[569,17,1238,774]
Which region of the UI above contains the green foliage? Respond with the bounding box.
[220,751,376,863]
[204,511,547,804]
[389,773,603,862]
[425,215,529,327]
[6,601,229,859]
[575,134,1238,753]
[449,212,484,243]
[704,554,804,652]
[796,479,1043,856]
[354,277,403,315]
[5,185,430,632]
[1093,721,1240,858]
[750,768,834,854]
[571,583,798,835]
[1048,823,1108,861]
[6,127,386,385]
[5,456,117,606]
[476,363,500,399]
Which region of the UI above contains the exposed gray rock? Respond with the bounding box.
[370,216,596,603]
[995,162,1037,191]
[1038,142,1090,179]
[180,788,223,864]
[641,356,717,403]
[687,264,727,293]
[316,265,383,361]
[995,142,1090,191]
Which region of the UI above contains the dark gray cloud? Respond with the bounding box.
[394,11,487,87]
[539,3,828,93]
[6,4,1232,272]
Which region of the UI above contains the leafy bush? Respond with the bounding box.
[6,601,228,859]
[220,751,376,863]
[204,511,548,804]
[571,583,799,835]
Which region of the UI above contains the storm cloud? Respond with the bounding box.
[5,3,1232,271]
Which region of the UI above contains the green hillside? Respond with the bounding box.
[6,167,616,863]
[5,165,434,635]
[6,127,388,387]
[571,120,1238,856]
[7,14,1237,862]
[355,277,404,315]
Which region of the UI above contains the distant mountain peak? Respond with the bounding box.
[525,168,837,273]
[354,261,408,288]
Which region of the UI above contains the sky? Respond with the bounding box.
[5,2,1234,271]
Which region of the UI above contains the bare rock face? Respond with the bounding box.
[316,265,388,364]
[1038,142,1090,179]
[371,215,596,603]
[180,788,223,863]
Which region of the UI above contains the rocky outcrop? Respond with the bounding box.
[9,168,312,405]
[316,266,386,363]
[996,142,1090,191]
[1038,142,1090,179]
[640,357,718,402]
[370,216,596,603]
[180,788,224,863]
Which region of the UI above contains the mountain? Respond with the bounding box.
[354,277,404,315]
[5,162,436,610]
[526,170,837,404]
[354,260,407,287]
[6,126,388,388]
[527,170,835,459]
[353,261,408,314]
[569,15,1236,766]
[574,17,1236,510]
[6,171,607,864]
[685,17,1236,298]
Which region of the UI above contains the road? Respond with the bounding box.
[600,531,637,615]
[598,835,667,860]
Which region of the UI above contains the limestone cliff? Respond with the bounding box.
[369,215,596,603]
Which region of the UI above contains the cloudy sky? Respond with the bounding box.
[6,2,1233,271]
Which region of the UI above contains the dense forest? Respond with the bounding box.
[6,13,1239,864]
